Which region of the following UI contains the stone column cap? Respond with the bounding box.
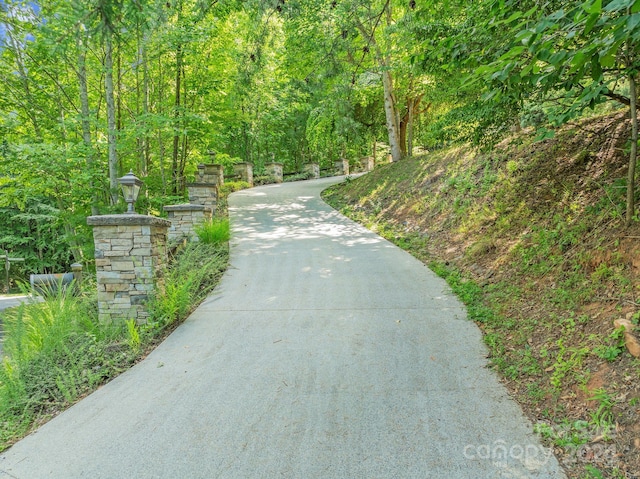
[164,204,210,212]
[186,182,219,187]
[87,214,171,227]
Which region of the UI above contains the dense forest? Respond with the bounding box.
[1,0,639,276]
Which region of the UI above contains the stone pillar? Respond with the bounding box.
[164,204,212,242]
[87,214,170,324]
[187,183,218,210]
[234,162,254,186]
[265,162,283,183]
[304,163,320,179]
[203,164,224,187]
[334,158,350,176]
[364,156,375,171]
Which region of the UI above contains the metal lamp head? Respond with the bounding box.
[118,170,143,214]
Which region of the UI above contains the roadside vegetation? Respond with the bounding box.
[323,112,640,479]
[0,240,228,451]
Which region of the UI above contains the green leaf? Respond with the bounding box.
[633,0,640,13]
[498,46,525,61]
[504,11,523,24]
[584,12,600,34]
[591,54,603,79]
[604,0,635,12]
[584,0,602,14]
[549,51,568,65]
[547,9,566,21]
[627,13,640,30]
[534,128,555,142]
[600,40,624,67]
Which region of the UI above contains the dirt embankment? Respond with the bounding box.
[323,112,640,478]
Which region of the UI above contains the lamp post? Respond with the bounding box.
[197,163,205,181]
[118,170,143,214]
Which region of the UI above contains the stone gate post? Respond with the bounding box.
[87,214,170,323]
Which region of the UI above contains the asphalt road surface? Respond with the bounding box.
[0,177,565,478]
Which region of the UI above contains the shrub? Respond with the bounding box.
[254,175,279,186]
[219,181,250,196]
[195,218,230,245]
[147,242,228,329]
[284,171,315,182]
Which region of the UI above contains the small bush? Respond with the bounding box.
[147,242,228,329]
[195,218,230,245]
[284,171,315,182]
[254,175,278,185]
[219,181,250,196]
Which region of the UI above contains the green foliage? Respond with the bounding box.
[0,241,228,449]
[587,388,616,428]
[195,218,230,245]
[146,242,228,330]
[283,171,316,182]
[0,285,134,447]
[219,181,251,197]
[592,327,627,361]
[254,175,279,186]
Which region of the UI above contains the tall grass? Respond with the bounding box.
[147,242,228,329]
[194,217,230,245]
[0,283,129,447]
[0,241,228,450]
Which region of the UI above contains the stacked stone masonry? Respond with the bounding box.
[334,158,350,176]
[187,183,218,210]
[265,162,283,183]
[233,162,254,186]
[87,215,170,323]
[304,163,320,179]
[202,164,224,187]
[164,204,212,242]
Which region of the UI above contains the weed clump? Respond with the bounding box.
[195,218,230,245]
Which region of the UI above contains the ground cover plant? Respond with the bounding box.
[0,241,228,451]
[323,112,640,479]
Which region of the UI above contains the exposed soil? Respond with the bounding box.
[323,111,640,478]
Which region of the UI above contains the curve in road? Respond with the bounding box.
[0,177,565,478]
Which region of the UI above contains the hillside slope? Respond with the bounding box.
[323,112,640,479]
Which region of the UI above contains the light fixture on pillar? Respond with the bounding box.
[197,163,205,181]
[208,150,217,163]
[118,170,143,214]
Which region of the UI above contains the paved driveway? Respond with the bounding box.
[0,177,565,478]
[0,295,32,313]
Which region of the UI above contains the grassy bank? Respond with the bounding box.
[323,113,640,479]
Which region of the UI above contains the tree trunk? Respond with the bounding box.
[172,43,183,195]
[105,29,119,205]
[355,11,402,163]
[77,29,100,215]
[142,32,151,175]
[6,26,41,139]
[407,98,415,157]
[626,72,638,225]
[380,68,402,162]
